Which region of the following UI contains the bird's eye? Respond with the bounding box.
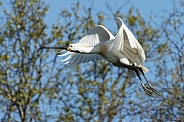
[70,45,73,48]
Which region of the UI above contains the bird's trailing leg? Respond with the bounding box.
[137,67,160,96]
[133,68,153,96]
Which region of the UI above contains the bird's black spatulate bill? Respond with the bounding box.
[38,46,68,50]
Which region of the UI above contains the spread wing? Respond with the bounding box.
[79,25,115,45]
[109,17,146,65]
[59,25,115,66]
[59,51,103,66]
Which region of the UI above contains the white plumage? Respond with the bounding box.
[49,17,159,96]
[59,17,148,73]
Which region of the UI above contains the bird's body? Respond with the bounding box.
[89,41,131,67]
[41,17,159,96]
[62,17,148,75]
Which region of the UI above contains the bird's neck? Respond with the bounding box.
[79,46,99,54]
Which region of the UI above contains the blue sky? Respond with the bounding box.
[45,0,173,29]
[0,0,174,29]
[0,0,174,33]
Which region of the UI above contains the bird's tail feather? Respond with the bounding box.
[138,65,149,73]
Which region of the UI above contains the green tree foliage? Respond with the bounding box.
[0,0,57,121]
[0,0,183,121]
[151,2,184,121]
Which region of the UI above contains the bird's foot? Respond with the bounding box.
[141,83,153,96]
[137,67,160,96]
[147,83,160,96]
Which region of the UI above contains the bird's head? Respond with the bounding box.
[67,44,78,52]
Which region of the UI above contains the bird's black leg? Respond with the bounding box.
[138,67,160,96]
[133,68,153,96]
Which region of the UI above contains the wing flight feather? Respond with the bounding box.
[109,17,146,65]
[59,25,114,65]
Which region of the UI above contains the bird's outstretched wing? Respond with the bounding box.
[59,25,114,66]
[59,51,103,66]
[79,25,115,46]
[110,17,146,65]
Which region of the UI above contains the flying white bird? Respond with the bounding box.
[40,17,159,96]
